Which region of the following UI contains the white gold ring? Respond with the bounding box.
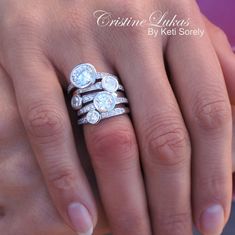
[78,107,130,125]
[73,81,124,95]
[68,63,129,125]
[77,94,128,116]
[68,66,124,94]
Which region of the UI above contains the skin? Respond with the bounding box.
[0,25,235,234]
[0,65,109,235]
[0,1,234,234]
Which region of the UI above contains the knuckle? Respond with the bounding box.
[25,101,65,141]
[143,115,190,168]
[193,98,231,130]
[2,5,45,47]
[47,163,76,191]
[197,173,228,197]
[63,6,87,38]
[157,211,191,235]
[113,209,147,233]
[17,13,40,31]
[103,1,145,38]
[6,10,41,34]
[89,127,137,170]
[166,0,195,19]
[211,25,228,41]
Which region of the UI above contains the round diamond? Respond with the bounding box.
[93,91,116,112]
[70,64,96,89]
[86,110,101,124]
[102,75,119,92]
[71,95,82,110]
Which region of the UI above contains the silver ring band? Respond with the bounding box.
[80,91,125,104]
[73,81,124,95]
[67,71,123,94]
[68,63,129,125]
[78,107,130,125]
[77,96,128,116]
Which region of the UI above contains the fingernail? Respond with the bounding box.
[200,204,224,235]
[68,203,93,235]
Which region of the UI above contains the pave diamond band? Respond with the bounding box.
[68,63,129,125]
[77,96,129,116]
[78,107,130,125]
[81,92,126,104]
[73,81,124,95]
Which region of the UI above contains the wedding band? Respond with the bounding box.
[76,91,125,105]
[73,81,124,95]
[78,107,130,125]
[68,63,129,125]
[77,95,128,116]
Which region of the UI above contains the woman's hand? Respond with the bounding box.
[0,13,234,235]
[0,1,233,235]
[0,20,234,234]
[0,29,235,234]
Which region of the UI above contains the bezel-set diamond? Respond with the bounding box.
[93,91,116,113]
[101,75,119,92]
[67,72,118,94]
[78,108,130,125]
[81,92,129,105]
[68,63,129,125]
[81,91,117,104]
[70,63,96,89]
[86,110,101,124]
[74,82,124,94]
[77,96,128,116]
[71,94,82,110]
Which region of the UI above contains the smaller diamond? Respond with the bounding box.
[71,95,82,110]
[86,110,101,124]
[102,75,119,92]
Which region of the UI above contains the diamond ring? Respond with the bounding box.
[77,93,128,116]
[74,91,126,105]
[77,107,130,125]
[67,65,124,94]
[68,63,129,125]
[72,81,124,95]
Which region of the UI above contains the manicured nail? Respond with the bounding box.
[78,227,93,235]
[68,203,93,235]
[200,204,224,235]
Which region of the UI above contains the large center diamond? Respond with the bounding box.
[70,63,96,89]
[93,91,116,113]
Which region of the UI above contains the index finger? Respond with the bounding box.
[3,51,97,235]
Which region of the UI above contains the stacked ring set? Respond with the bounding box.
[67,63,129,125]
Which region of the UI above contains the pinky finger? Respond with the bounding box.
[204,15,235,104]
